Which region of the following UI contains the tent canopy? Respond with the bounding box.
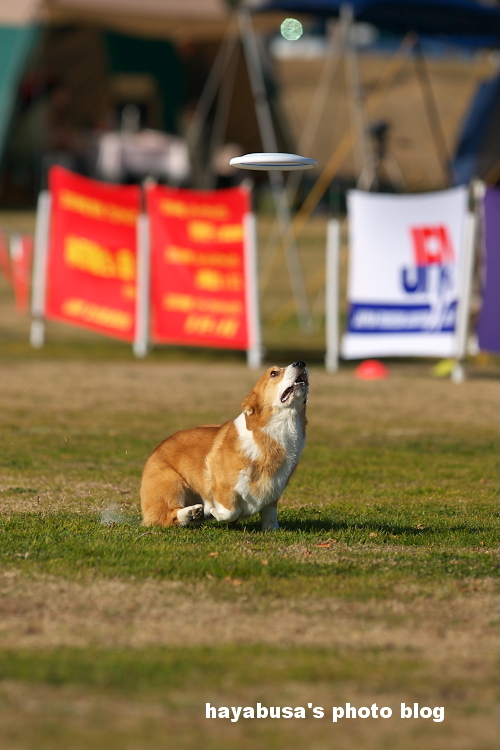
[0,0,39,26]
[42,0,233,41]
[453,73,500,184]
[0,0,285,41]
[42,1,285,41]
[252,0,500,44]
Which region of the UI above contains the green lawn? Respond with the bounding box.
[1,500,497,586]
[0,225,498,750]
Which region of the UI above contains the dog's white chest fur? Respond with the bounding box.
[233,410,305,518]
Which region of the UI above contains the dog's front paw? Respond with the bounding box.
[177,504,204,526]
[261,520,280,532]
[260,504,279,531]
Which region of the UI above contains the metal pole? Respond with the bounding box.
[413,38,452,185]
[237,8,311,332]
[343,4,377,190]
[204,39,241,189]
[184,17,240,152]
[285,12,349,201]
[259,13,349,292]
[293,33,416,239]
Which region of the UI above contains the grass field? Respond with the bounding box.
[0,211,499,750]
[0,355,498,748]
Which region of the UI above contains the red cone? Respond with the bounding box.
[355,359,390,380]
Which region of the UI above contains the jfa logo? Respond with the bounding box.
[410,225,454,266]
[402,224,455,294]
[400,223,456,333]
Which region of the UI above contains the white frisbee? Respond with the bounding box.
[229,152,317,171]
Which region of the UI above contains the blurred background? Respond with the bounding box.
[0,0,499,204]
[0,7,498,748]
[0,0,499,359]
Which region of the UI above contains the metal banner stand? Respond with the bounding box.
[183,9,313,331]
[452,189,478,383]
[133,213,150,358]
[237,8,311,333]
[325,217,341,373]
[244,208,263,369]
[30,190,52,349]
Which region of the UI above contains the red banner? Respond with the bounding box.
[45,167,141,341]
[147,184,251,350]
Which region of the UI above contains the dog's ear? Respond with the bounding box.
[242,390,260,430]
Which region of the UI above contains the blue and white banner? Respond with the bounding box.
[341,187,469,359]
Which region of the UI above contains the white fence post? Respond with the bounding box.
[30,190,52,348]
[133,213,150,358]
[325,217,341,373]
[452,208,476,383]
[244,211,262,369]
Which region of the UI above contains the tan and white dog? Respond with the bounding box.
[140,361,308,531]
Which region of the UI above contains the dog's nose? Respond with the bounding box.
[292,360,306,369]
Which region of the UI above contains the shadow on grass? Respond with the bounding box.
[232,517,436,536]
[237,518,476,537]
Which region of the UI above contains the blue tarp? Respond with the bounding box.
[254,0,500,45]
[453,74,500,184]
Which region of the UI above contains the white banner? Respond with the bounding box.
[341,187,469,359]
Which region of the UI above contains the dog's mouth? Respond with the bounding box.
[280,372,309,403]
